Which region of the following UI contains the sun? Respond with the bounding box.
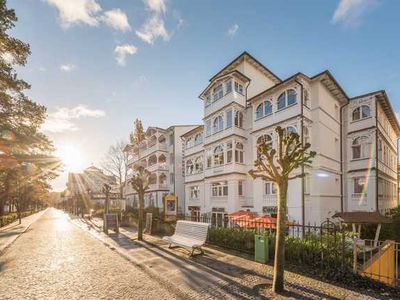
[56,144,85,172]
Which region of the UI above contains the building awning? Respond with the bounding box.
[332,211,392,224]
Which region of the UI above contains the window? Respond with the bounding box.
[186,137,194,149]
[225,80,232,94]
[149,174,157,185]
[213,84,223,101]
[303,126,310,144]
[257,134,273,148]
[265,182,277,195]
[352,136,369,160]
[212,181,228,197]
[213,145,224,166]
[286,126,297,135]
[190,186,200,199]
[287,89,297,106]
[206,120,211,136]
[226,110,232,129]
[264,101,272,115]
[277,93,286,110]
[213,116,224,133]
[238,181,243,196]
[194,157,203,172]
[211,209,227,227]
[235,142,244,163]
[226,142,233,163]
[352,105,371,121]
[186,160,194,175]
[205,94,211,107]
[234,111,243,128]
[277,89,297,110]
[206,149,212,168]
[256,103,264,119]
[194,133,203,145]
[353,177,366,194]
[234,82,243,94]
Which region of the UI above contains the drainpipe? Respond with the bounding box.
[375,100,379,212]
[340,102,348,214]
[295,78,305,232]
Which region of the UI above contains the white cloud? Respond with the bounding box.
[114,44,138,66]
[101,8,131,32]
[45,0,102,29]
[144,0,167,14]
[332,0,377,27]
[42,105,106,133]
[136,15,169,44]
[60,64,77,72]
[136,0,170,44]
[227,24,239,37]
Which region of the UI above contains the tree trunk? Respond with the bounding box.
[138,191,144,241]
[272,180,288,293]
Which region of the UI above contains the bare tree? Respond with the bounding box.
[102,140,128,199]
[249,126,316,293]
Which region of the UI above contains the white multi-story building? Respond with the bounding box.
[123,125,197,213]
[182,52,399,225]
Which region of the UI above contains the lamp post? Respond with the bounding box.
[102,183,111,233]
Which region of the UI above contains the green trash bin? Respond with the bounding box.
[254,234,269,263]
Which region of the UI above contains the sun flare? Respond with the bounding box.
[56,144,85,172]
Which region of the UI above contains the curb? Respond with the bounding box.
[0,208,47,254]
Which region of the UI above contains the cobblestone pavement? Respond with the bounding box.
[0,208,178,300]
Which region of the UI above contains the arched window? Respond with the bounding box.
[235,142,244,163]
[352,136,369,159]
[287,89,297,106]
[213,116,224,133]
[277,89,297,110]
[159,173,167,185]
[286,126,297,134]
[256,103,264,119]
[234,111,243,128]
[213,145,224,166]
[149,173,157,185]
[194,133,203,145]
[148,154,157,166]
[277,92,286,110]
[186,160,194,175]
[257,134,273,147]
[186,137,194,149]
[158,154,166,164]
[352,105,371,121]
[264,101,272,115]
[195,157,203,172]
[158,135,166,143]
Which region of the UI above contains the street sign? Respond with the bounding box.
[105,213,119,233]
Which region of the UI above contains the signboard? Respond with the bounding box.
[105,213,119,233]
[164,194,177,221]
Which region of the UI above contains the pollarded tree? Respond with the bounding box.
[129,119,150,241]
[249,126,316,293]
[130,165,151,241]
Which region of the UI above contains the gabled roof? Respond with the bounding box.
[209,51,281,84]
[247,72,305,103]
[199,70,251,99]
[351,90,400,136]
[181,125,204,138]
[311,70,349,104]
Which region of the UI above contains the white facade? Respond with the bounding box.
[123,125,197,213]
[181,52,400,225]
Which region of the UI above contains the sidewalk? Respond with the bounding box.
[0,209,47,253]
[73,217,395,299]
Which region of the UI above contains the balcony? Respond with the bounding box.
[204,91,245,117]
[204,125,246,146]
[263,195,277,207]
[185,172,204,183]
[204,163,247,178]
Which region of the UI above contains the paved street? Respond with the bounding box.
[0,208,177,300]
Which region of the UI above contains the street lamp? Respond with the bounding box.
[102,183,111,233]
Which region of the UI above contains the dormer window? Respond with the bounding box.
[352,105,370,121]
[213,84,223,101]
[235,82,243,94]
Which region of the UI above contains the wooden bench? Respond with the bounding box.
[162,220,209,256]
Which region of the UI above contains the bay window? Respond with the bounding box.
[213,84,223,101]
[226,110,232,128]
[213,145,224,166]
[227,142,232,163]
[234,82,243,94]
[235,142,244,163]
[234,111,243,128]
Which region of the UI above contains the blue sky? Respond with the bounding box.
[8,0,400,191]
